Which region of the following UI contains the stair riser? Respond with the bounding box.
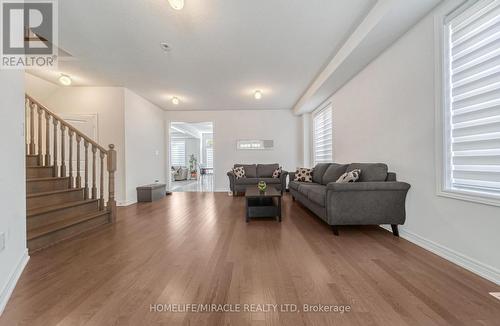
[28,214,110,253]
[27,167,54,178]
[26,156,40,167]
[27,179,70,194]
[28,190,85,210]
[28,201,100,230]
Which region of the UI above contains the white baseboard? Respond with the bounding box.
[117,200,136,207]
[380,225,500,285]
[0,249,29,315]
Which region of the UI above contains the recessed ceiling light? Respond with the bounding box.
[59,74,72,86]
[254,90,262,100]
[172,97,180,105]
[168,0,184,10]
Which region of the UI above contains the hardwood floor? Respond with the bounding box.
[1,192,499,326]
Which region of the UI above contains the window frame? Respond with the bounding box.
[435,0,500,207]
[312,103,333,165]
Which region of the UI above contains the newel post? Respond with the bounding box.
[107,144,117,222]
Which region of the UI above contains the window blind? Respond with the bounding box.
[446,0,500,198]
[171,140,186,166]
[206,148,213,168]
[313,105,333,164]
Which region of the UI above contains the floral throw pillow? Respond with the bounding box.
[336,169,362,183]
[272,167,282,178]
[233,166,246,179]
[294,168,313,182]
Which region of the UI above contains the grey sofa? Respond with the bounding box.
[289,163,410,236]
[171,166,188,181]
[227,164,288,194]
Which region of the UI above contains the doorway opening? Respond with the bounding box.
[169,122,214,192]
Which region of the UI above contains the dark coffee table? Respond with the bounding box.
[245,187,282,223]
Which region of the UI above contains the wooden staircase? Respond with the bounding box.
[25,95,117,252]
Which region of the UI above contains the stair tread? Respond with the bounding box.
[26,187,84,198]
[28,199,99,217]
[28,210,109,240]
[27,177,70,182]
[27,165,54,168]
[26,154,38,157]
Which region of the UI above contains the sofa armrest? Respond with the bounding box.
[280,171,289,191]
[325,181,411,226]
[326,181,410,192]
[227,171,235,192]
[288,171,295,182]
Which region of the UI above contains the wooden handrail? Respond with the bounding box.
[25,95,108,153]
[25,94,117,222]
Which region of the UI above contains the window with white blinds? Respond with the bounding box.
[443,0,500,201]
[206,148,213,168]
[171,140,186,166]
[313,105,333,164]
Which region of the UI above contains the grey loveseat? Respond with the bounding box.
[227,164,288,194]
[289,163,410,236]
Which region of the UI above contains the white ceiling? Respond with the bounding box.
[30,0,377,111]
[29,0,441,113]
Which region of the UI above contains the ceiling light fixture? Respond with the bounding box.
[168,0,184,10]
[172,97,180,105]
[254,90,262,100]
[59,74,72,86]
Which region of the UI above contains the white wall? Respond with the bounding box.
[25,74,166,206]
[27,82,127,204]
[124,90,166,204]
[166,110,302,191]
[0,71,29,313]
[319,3,500,283]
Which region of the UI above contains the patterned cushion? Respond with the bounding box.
[294,168,313,182]
[272,167,282,178]
[234,164,257,178]
[336,169,361,183]
[232,166,246,179]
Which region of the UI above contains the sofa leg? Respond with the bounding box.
[391,224,399,237]
[292,196,295,201]
[331,226,339,236]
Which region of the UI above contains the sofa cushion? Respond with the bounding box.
[296,184,326,207]
[312,163,330,184]
[347,163,388,182]
[235,178,281,185]
[232,166,246,179]
[257,164,280,177]
[234,164,257,178]
[288,180,302,191]
[322,164,349,185]
[294,168,313,182]
[336,169,361,183]
[272,167,282,178]
[307,185,326,207]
